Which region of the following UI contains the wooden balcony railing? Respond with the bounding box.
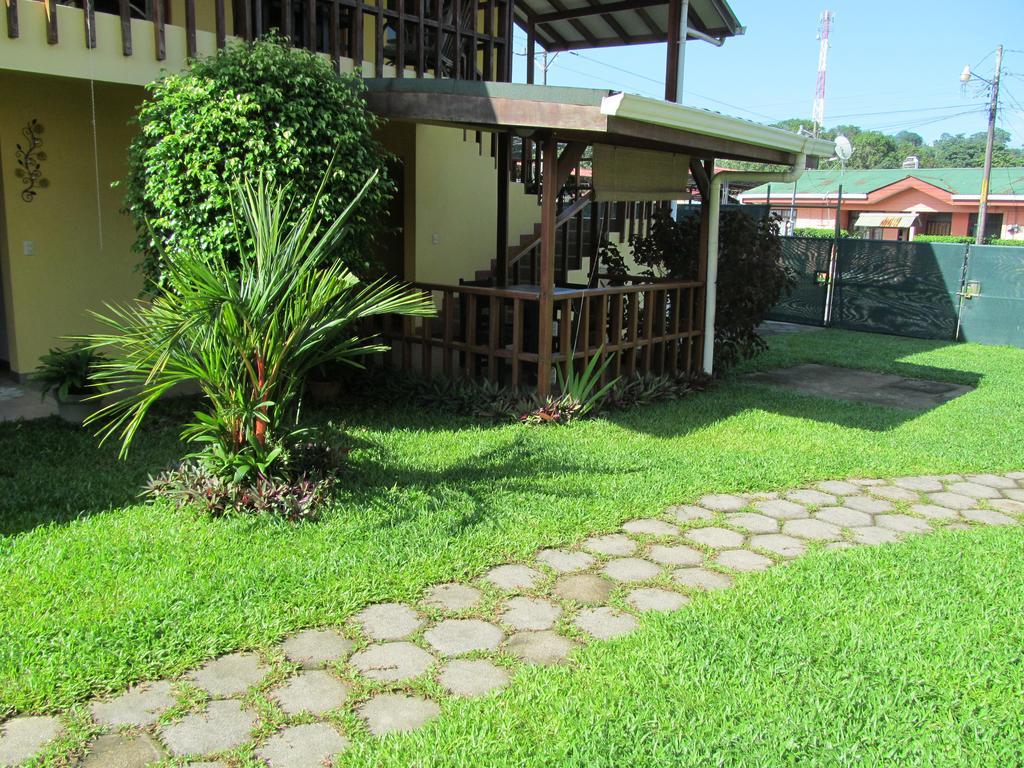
[6,0,512,81]
[372,280,704,391]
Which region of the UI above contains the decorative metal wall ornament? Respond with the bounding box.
[14,120,49,203]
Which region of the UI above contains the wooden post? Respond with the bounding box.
[44,0,57,44]
[664,0,680,100]
[214,0,226,48]
[152,0,165,59]
[118,0,132,53]
[537,132,558,399]
[184,0,196,57]
[526,21,535,84]
[5,0,18,39]
[496,132,510,287]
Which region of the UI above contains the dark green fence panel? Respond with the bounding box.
[958,245,1024,348]
[768,237,832,326]
[832,240,966,340]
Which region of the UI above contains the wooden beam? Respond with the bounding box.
[496,132,510,287]
[539,32,664,52]
[633,6,660,35]
[664,0,680,101]
[544,0,598,47]
[184,0,196,57]
[689,158,708,200]
[153,0,166,59]
[44,0,57,44]
[554,140,587,192]
[582,0,631,44]
[118,0,132,54]
[5,0,18,39]
[532,0,667,25]
[83,0,95,48]
[214,0,226,48]
[238,0,253,40]
[526,22,535,84]
[281,0,292,41]
[537,132,558,399]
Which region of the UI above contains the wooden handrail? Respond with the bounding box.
[509,190,594,267]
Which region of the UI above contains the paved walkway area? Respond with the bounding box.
[0,375,56,423]
[2,471,1022,767]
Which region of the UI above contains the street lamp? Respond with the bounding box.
[960,46,1003,246]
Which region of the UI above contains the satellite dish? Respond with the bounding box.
[834,135,853,162]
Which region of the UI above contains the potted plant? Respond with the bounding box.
[32,344,106,425]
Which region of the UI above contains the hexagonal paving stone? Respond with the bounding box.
[961,509,1018,526]
[782,518,843,541]
[1004,488,1024,502]
[358,694,439,736]
[849,477,885,486]
[698,494,747,512]
[0,716,63,767]
[622,518,680,537]
[990,498,1024,515]
[281,629,354,669]
[715,549,773,572]
[500,596,562,631]
[602,557,662,583]
[91,680,176,727]
[422,583,482,612]
[786,489,837,506]
[724,512,778,534]
[484,564,544,591]
[850,526,902,546]
[438,659,510,697]
[875,514,932,534]
[161,700,256,757]
[945,522,973,531]
[948,481,1001,499]
[574,607,638,640]
[354,603,424,641]
[816,480,861,495]
[815,506,873,527]
[646,543,704,567]
[272,670,350,716]
[909,503,961,521]
[666,505,715,522]
[753,499,809,520]
[80,733,163,768]
[826,541,857,551]
[749,534,806,559]
[349,642,435,682]
[965,473,1018,490]
[843,496,895,514]
[553,573,613,605]
[928,492,978,510]
[536,549,596,573]
[626,587,690,613]
[1006,471,1024,480]
[582,534,637,556]
[506,631,577,666]
[186,652,267,698]
[671,567,733,590]
[868,485,921,502]
[256,724,348,768]
[685,527,745,549]
[425,619,504,656]
[892,476,945,492]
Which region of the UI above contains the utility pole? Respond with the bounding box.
[976,44,1003,246]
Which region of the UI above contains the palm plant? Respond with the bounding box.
[84,170,435,478]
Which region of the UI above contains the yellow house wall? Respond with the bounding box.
[0,71,142,375]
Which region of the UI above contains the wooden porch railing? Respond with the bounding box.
[372,280,704,391]
[7,0,513,81]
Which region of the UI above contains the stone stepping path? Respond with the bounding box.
[3,471,1023,767]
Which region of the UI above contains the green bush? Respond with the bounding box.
[793,227,852,239]
[913,235,1023,246]
[601,209,794,371]
[123,35,393,291]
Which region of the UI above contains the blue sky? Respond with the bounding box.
[511,0,1024,147]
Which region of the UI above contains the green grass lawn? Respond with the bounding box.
[1,328,1022,732]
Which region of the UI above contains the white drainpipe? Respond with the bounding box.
[702,152,808,375]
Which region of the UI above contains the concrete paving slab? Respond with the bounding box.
[948,481,1002,499]
[850,526,903,546]
[256,724,348,768]
[671,567,733,590]
[753,499,809,520]
[505,631,577,666]
[161,700,255,757]
[744,363,974,412]
[349,642,435,682]
[868,485,921,502]
[272,670,350,716]
[989,498,1024,515]
[816,480,861,495]
[438,659,510,697]
[500,597,562,631]
[815,507,873,527]
[928,492,978,510]
[602,557,662,583]
[354,603,424,641]
[553,574,613,605]
[892,476,944,492]
[665,505,715,522]
[622,518,680,537]
[422,583,483,612]
[80,733,163,768]
[715,549,773,572]
[749,534,807,558]
[782,518,843,541]
[574,607,638,640]
[535,549,596,573]
[725,512,779,534]
[961,509,1018,526]
[685,527,745,549]
[424,619,504,656]
[582,534,637,556]
[698,494,747,512]
[484,564,544,591]
[281,629,355,669]
[186,653,267,698]
[645,543,704,567]
[0,716,63,767]
[625,587,689,613]
[874,514,932,534]
[787,489,837,506]
[91,680,176,727]
[965,473,1018,489]
[358,694,439,736]
[844,496,895,514]
[909,504,961,521]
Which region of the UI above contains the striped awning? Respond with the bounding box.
[854,212,919,228]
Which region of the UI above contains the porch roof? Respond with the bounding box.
[513,0,745,52]
[363,79,835,166]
